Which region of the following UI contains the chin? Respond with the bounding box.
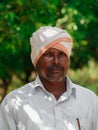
[47,77,65,82]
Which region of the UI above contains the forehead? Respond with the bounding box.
[44,47,65,53]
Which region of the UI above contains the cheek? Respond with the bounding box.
[37,59,49,74]
[62,57,70,64]
[40,60,50,69]
[62,58,70,70]
[38,57,51,68]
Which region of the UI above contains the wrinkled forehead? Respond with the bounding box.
[42,47,67,55]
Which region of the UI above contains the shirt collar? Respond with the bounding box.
[33,75,49,93]
[66,76,76,99]
[33,75,76,99]
[33,75,43,88]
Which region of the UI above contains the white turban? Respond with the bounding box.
[30,26,73,67]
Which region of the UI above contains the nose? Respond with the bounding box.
[53,55,60,64]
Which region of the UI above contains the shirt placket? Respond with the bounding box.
[54,103,68,130]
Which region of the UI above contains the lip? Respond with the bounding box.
[51,68,62,72]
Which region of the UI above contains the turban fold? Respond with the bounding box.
[30,26,73,67]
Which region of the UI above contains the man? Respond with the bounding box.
[0,26,98,130]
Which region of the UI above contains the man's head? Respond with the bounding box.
[30,26,73,82]
[30,26,73,68]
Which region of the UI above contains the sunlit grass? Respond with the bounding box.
[68,60,98,95]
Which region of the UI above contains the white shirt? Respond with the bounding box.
[0,76,98,130]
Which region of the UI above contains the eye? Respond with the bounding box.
[59,52,67,57]
[43,52,53,57]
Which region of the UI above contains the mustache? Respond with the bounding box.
[47,64,64,71]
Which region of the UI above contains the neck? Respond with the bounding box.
[40,77,67,100]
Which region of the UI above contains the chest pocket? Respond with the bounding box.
[62,114,91,130]
[79,117,91,130]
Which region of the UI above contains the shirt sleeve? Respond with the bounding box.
[92,96,98,130]
[96,97,98,130]
[0,98,17,130]
[87,94,98,130]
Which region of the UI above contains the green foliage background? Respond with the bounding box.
[0,0,98,101]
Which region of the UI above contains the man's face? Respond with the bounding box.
[36,48,70,83]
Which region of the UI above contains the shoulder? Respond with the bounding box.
[73,82,97,102]
[1,81,35,107]
[75,83,96,95]
[67,76,97,100]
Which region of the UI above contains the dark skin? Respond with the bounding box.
[36,48,70,100]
